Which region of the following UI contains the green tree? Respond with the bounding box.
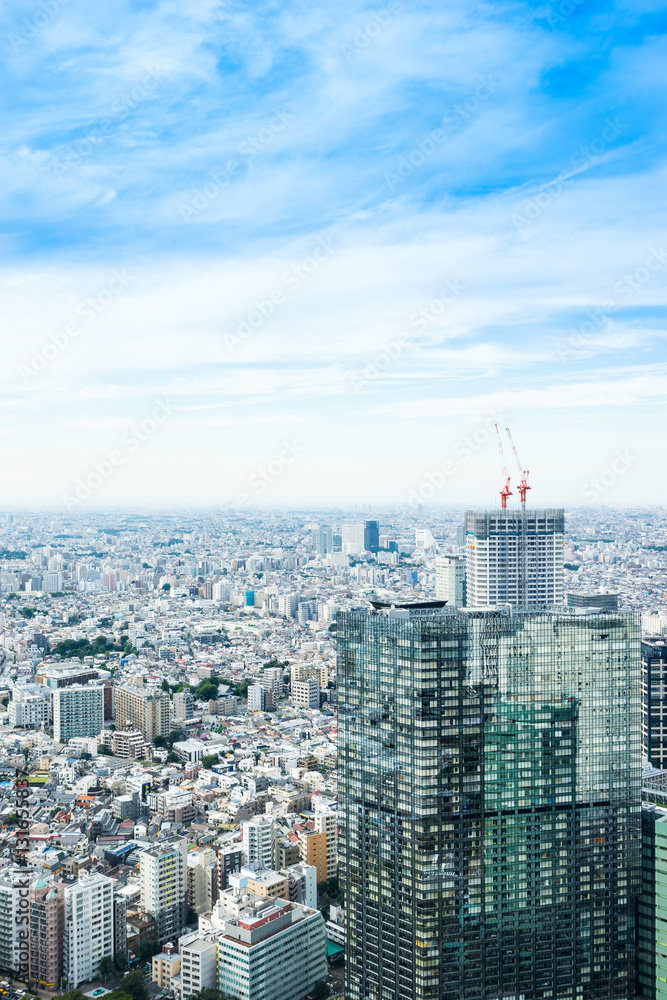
[161,679,171,692]
[161,582,171,591]
[188,990,221,1000]
[139,939,160,961]
[312,981,330,1000]
[60,992,87,1000]
[201,753,219,769]
[114,951,128,971]
[153,735,168,748]
[196,682,218,701]
[99,956,115,980]
[117,969,149,1000]
[97,744,113,755]
[233,679,250,698]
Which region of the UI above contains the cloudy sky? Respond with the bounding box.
[1,0,666,509]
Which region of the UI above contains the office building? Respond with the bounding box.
[52,684,104,744]
[29,876,64,991]
[187,849,218,915]
[218,845,244,892]
[298,830,327,884]
[566,592,619,610]
[291,662,328,689]
[292,678,320,710]
[636,806,667,1000]
[247,684,265,711]
[114,680,170,741]
[217,898,325,1000]
[313,808,338,880]
[338,601,641,1000]
[465,508,564,606]
[314,526,334,557]
[140,836,188,945]
[63,873,114,987]
[342,523,365,555]
[364,520,380,554]
[643,638,667,769]
[241,815,275,867]
[435,554,467,607]
[173,691,194,721]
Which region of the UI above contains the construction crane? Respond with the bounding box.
[505,427,531,508]
[495,424,512,508]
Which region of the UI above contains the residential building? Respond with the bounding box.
[113,890,127,959]
[114,680,170,741]
[173,932,218,1000]
[274,837,300,871]
[313,808,337,880]
[0,868,33,974]
[298,830,327,884]
[187,849,218,915]
[280,862,317,910]
[218,845,244,892]
[52,684,104,744]
[465,507,565,606]
[313,526,333,557]
[140,836,188,945]
[63,873,114,988]
[247,684,265,711]
[173,691,194,721]
[435,554,467,606]
[278,594,298,618]
[291,663,329,689]
[643,638,667,768]
[292,678,320,710]
[338,602,641,1000]
[243,866,289,901]
[242,816,274,867]
[217,898,325,1000]
[8,684,49,728]
[29,876,64,991]
[111,729,152,760]
[263,666,284,697]
[152,941,181,991]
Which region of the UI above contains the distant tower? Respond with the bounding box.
[364,520,379,554]
[435,554,466,606]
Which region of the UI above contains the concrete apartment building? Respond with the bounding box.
[241,815,274,867]
[140,836,188,945]
[292,678,320,710]
[114,680,170,741]
[29,876,64,991]
[152,941,181,991]
[52,684,104,744]
[172,932,218,1000]
[187,849,218,915]
[298,830,327,884]
[313,809,337,880]
[63,873,114,988]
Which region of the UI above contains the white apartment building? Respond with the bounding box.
[52,684,104,744]
[172,932,219,1000]
[465,508,565,607]
[247,684,265,711]
[217,899,325,1000]
[63,873,114,987]
[241,815,274,867]
[278,594,298,618]
[140,836,188,944]
[0,869,33,973]
[435,554,467,607]
[8,684,49,728]
[292,678,320,710]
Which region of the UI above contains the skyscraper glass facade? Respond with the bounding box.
[338,603,641,1000]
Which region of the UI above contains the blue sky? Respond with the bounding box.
[1,0,666,508]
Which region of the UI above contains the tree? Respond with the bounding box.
[196,681,218,701]
[201,753,219,769]
[97,745,113,755]
[117,970,149,1000]
[161,582,171,591]
[99,956,115,980]
[161,679,171,692]
[140,939,160,961]
[188,989,220,1000]
[60,992,87,1000]
[153,735,168,748]
[114,951,128,971]
[312,981,330,1000]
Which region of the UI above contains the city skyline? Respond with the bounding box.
[1,1,665,506]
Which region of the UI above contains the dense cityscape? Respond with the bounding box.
[0,505,664,1000]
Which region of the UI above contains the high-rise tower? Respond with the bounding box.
[465,508,564,606]
[338,601,641,1000]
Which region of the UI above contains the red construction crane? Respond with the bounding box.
[495,423,513,508]
[506,426,531,506]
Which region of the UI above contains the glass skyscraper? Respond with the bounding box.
[338,602,641,1000]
